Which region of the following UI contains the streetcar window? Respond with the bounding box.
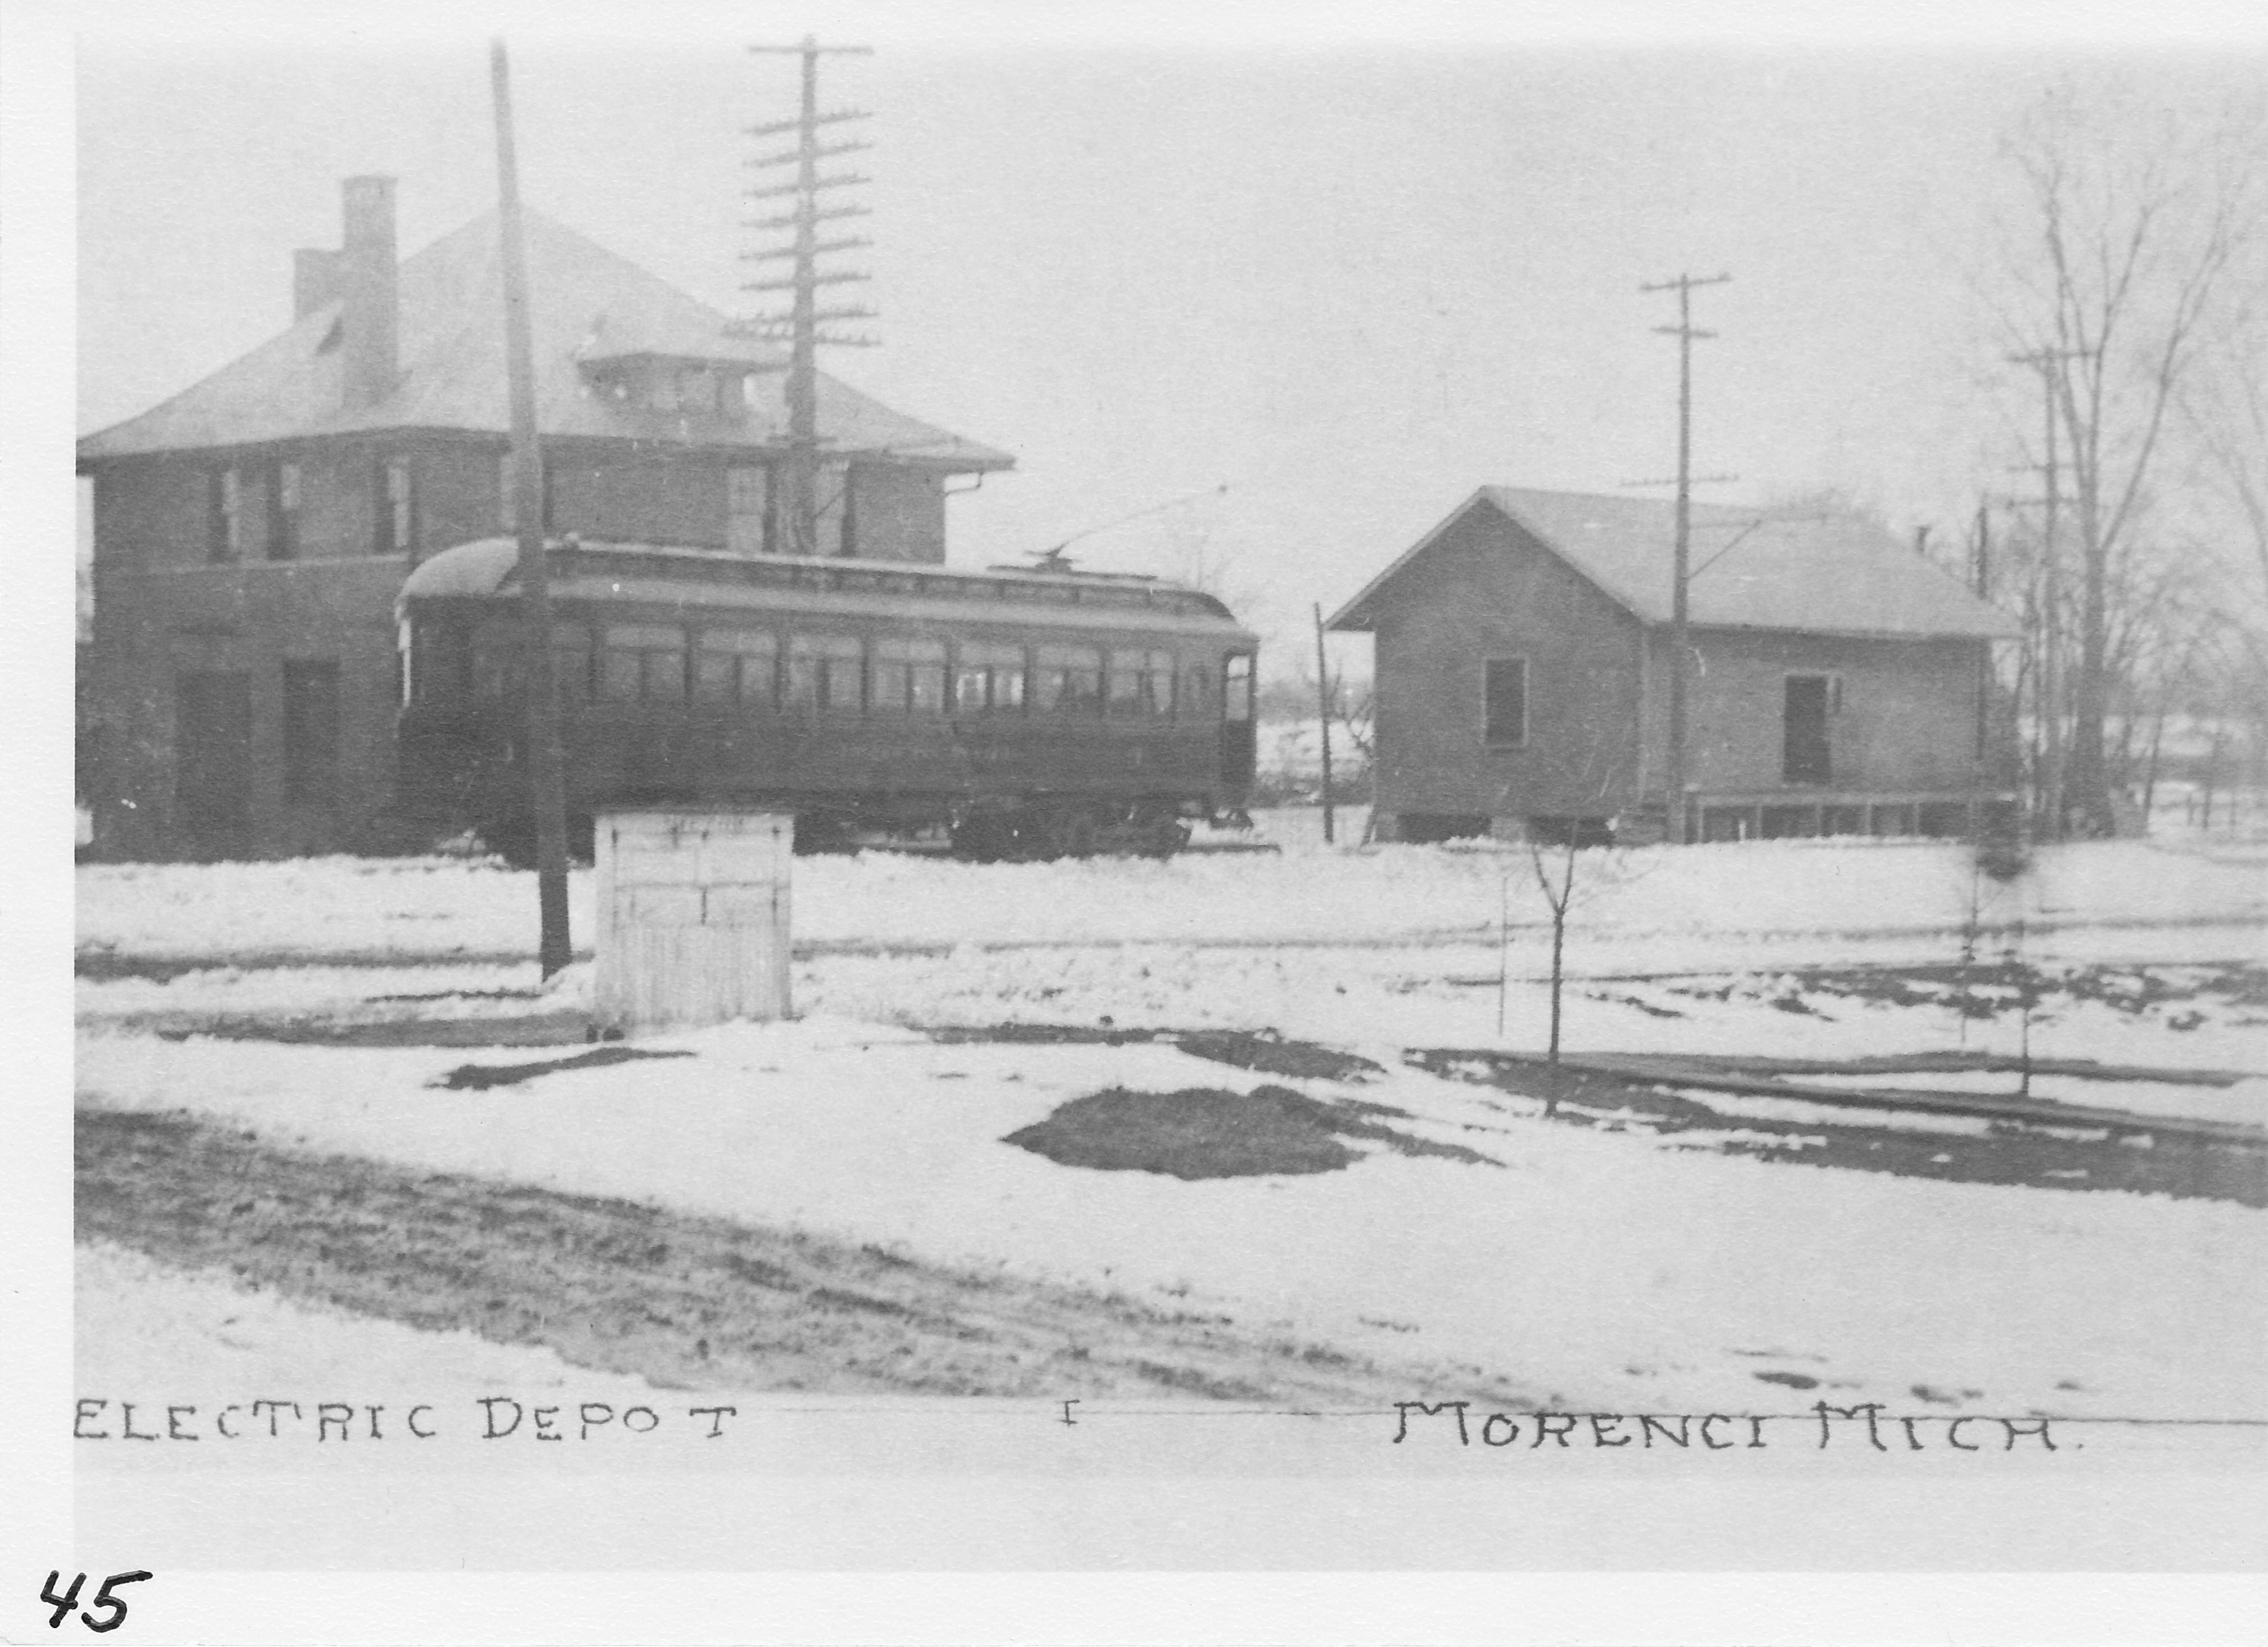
[695,628,777,709]
[953,642,1025,713]
[1109,649,1175,716]
[871,637,948,715]
[1225,654,1254,723]
[1184,664,1212,717]
[601,623,688,704]
[550,625,592,703]
[1035,644,1102,712]
[787,633,863,713]
[412,621,469,701]
[1105,654,1144,713]
[471,621,523,699]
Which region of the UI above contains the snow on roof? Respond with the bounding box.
[1330,486,2019,641]
[77,208,1014,472]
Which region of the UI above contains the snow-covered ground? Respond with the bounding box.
[75,1013,2266,1419]
[76,819,2268,968]
[77,1241,665,1399]
[75,823,2267,1418]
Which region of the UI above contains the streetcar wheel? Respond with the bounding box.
[950,814,1015,863]
[1038,809,1097,860]
[1138,818,1191,859]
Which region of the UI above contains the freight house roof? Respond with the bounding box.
[1330,486,2019,641]
[76,205,1014,471]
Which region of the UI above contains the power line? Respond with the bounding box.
[740,38,877,560]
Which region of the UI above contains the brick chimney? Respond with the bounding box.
[338,175,398,408]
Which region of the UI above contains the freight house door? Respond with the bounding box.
[176,670,253,858]
[1783,674,1832,785]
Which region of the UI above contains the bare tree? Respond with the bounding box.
[1987,79,2264,836]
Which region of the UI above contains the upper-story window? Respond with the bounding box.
[268,461,302,561]
[375,456,416,555]
[207,467,244,562]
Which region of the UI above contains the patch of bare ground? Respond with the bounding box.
[1410,1054,2268,1207]
[1004,1084,1496,1180]
[76,1108,1536,1405]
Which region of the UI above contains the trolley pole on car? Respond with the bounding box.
[1639,270,1730,844]
[1313,602,1336,844]
[490,38,573,977]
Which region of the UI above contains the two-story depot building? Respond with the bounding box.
[78,176,1011,860]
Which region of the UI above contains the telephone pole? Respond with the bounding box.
[2006,346,2089,840]
[744,37,876,559]
[489,38,572,978]
[1641,270,1730,844]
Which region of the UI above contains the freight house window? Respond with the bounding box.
[281,660,340,805]
[953,642,1026,713]
[695,628,778,708]
[601,624,688,703]
[870,637,948,714]
[786,633,863,713]
[1035,644,1104,712]
[1484,658,1528,748]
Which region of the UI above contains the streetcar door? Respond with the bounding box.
[1221,652,1256,793]
[176,669,254,860]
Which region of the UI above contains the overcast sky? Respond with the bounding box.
[70,16,2267,663]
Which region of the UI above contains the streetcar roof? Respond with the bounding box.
[400,537,1257,641]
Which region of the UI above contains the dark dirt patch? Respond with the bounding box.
[158,1010,594,1049]
[1003,1083,1496,1181]
[431,1046,694,1090]
[76,1107,1537,1404]
[926,1023,1385,1083]
[1684,958,2268,1027]
[1409,1050,2268,1207]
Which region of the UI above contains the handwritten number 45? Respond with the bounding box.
[42,1572,151,1633]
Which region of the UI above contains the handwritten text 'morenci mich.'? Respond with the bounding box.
[1392,1401,2062,1452]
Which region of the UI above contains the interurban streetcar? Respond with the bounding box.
[394,536,1260,861]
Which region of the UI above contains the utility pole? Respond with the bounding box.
[1640,271,1731,844]
[490,38,572,977]
[2007,347,2089,840]
[1313,602,1336,845]
[1973,500,1993,773]
[744,37,876,559]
